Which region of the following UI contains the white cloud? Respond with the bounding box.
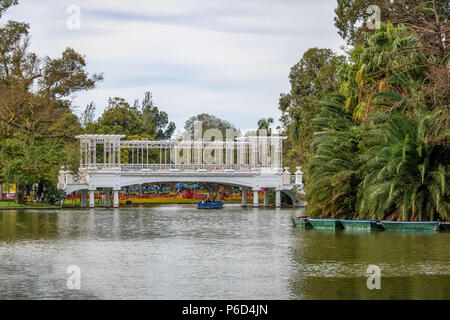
[5,0,344,131]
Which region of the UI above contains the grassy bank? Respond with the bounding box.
[0,200,58,208]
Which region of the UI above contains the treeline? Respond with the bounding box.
[81,92,175,140]
[280,1,449,221]
[0,1,176,203]
[0,1,102,203]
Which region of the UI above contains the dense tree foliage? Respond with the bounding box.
[301,24,449,221]
[306,94,361,218]
[140,92,176,140]
[94,97,144,135]
[0,2,175,203]
[339,23,428,121]
[184,113,238,138]
[358,107,449,221]
[85,92,175,139]
[335,0,449,107]
[0,1,102,203]
[279,48,345,167]
[281,1,449,221]
[335,0,449,47]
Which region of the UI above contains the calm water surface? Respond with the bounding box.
[0,205,449,299]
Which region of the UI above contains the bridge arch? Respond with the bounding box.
[118,177,255,190]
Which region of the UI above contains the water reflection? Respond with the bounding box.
[0,207,448,299]
[289,228,450,299]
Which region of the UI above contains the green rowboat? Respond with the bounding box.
[307,218,344,230]
[292,216,312,229]
[381,221,440,232]
[340,220,383,231]
[439,222,450,232]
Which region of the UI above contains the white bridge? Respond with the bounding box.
[58,132,305,208]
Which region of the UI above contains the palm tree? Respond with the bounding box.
[257,117,274,135]
[306,94,362,218]
[339,23,427,122]
[358,107,448,221]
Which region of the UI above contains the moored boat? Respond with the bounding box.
[439,222,450,231]
[340,219,383,231]
[381,221,440,232]
[197,201,223,209]
[292,216,312,229]
[307,218,344,230]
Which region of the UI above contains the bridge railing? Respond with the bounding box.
[121,164,265,172]
[283,173,296,185]
[81,163,258,172]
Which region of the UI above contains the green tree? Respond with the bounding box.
[0,4,102,203]
[305,25,449,221]
[358,107,449,221]
[335,0,449,106]
[334,0,385,45]
[138,91,175,139]
[96,97,143,135]
[305,94,362,218]
[89,92,176,140]
[339,23,428,121]
[279,48,345,167]
[257,117,274,135]
[335,0,449,48]
[80,102,96,128]
[184,113,238,138]
[0,0,17,18]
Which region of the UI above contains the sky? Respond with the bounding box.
[5,0,345,133]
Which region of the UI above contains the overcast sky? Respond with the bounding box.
[5,0,344,132]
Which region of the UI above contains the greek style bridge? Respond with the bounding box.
[58,134,306,208]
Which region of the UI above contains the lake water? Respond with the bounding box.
[0,205,449,299]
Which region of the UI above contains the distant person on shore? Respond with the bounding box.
[37,181,44,202]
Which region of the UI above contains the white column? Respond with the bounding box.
[241,188,248,207]
[116,142,120,165]
[89,190,95,208]
[103,142,107,164]
[113,190,119,208]
[275,190,281,208]
[105,189,111,208]
[253,188,259,207]
[111,143,115,165]
[264,189,269,207]
[80,190,87,208]
[250,136,258,167]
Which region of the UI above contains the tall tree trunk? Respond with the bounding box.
[0,184,3,200]
[15,184,26,205]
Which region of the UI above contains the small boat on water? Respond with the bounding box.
[307,218,344,230]
[292,216,312,229]
[340,219,384,232]
[197,201,223,209]
[291,217,448,233]
[381,221,440,232]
